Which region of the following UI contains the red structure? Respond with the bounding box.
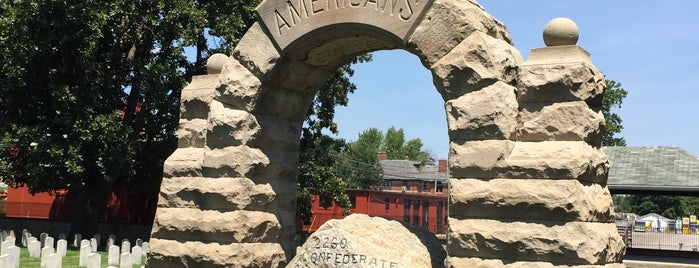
[300,157,450,235]
[299,189,448,235]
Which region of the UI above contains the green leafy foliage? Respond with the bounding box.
[0,0,260,236]
[601,79,628,146]
[614,194,699,218]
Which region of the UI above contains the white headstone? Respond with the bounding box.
[119,252,133,268]
[45,236,54,250]
[46,253,62,268]
[73,234,82,247]
[57,239,67,257]
[135,238,142,247]
[80,239,90,249]
[0,240,11,255]
[40,246,53,268]
[120,240,130,255]
[90,238,97,252]
[79,245,90,267]
[93,234,101,250]
[131,245,142,264]
[56,239,68,257]
[141,242,149,256]
[40,233,48,248]
[106,235,115,250]
[0,253,15,268]
[4,236,15,250]
[7,231,14,241]
[108,245,120,266]
[87,253,101,268]
[28,240,41,258]
[21,230,30,247]
[1,230,7,243]
[7,246,20,268]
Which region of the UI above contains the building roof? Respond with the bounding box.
[604,146,699,194]
[379,160,448,183]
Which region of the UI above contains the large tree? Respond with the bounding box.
[0,0,369,234]
[340,127,433,189]
[0,0,260,236]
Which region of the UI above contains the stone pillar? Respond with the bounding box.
[445,18,625,267]
[148,51,291,267]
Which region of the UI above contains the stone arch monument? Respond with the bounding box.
[148,0,625,267]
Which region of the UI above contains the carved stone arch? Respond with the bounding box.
[148,0,625,267]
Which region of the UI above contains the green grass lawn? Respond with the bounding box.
[17,246,143,268]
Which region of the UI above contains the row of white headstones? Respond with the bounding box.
[0,230,148,268]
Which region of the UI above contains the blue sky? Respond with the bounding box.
[332,1,699,160]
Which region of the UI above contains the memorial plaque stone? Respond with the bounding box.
[287,214,446,268]
[0,240,11,255]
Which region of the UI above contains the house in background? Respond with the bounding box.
[377,152,448,195]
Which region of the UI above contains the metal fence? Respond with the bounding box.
[619,223,699,251]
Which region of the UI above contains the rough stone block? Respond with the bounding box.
[151,208,281,244]
[519,101,604,144]
[157,177,276,211]
[447,219,625,265]
[446,256,626,268]
[256,115,303,151]
[446,82,518,141]
[215,58,263,111]
[176,119,207,148]
[408,0,512,66]
[264,59,332,92]
[449,140,515,178]
[233,22,280,79]
[206,102,261,148]
[254,86,316,121]
[147,238,287,268]
[450,178,614,222]
[517,62,605,106]
[179,76,219,120]
[432,32,521,100]
[162,148,205,178]
[504,141,609,183]
[201,146,269,178]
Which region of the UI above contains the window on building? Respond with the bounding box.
[382,180,391,190]
[422,201,429,228]
[403,199,411,222]
[350,195,357,209]
[436,202,443,234]
[436,182,443,193]
[413,201,420,225]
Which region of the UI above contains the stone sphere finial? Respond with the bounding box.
[206,53,229,74]
[543,17,579,47]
